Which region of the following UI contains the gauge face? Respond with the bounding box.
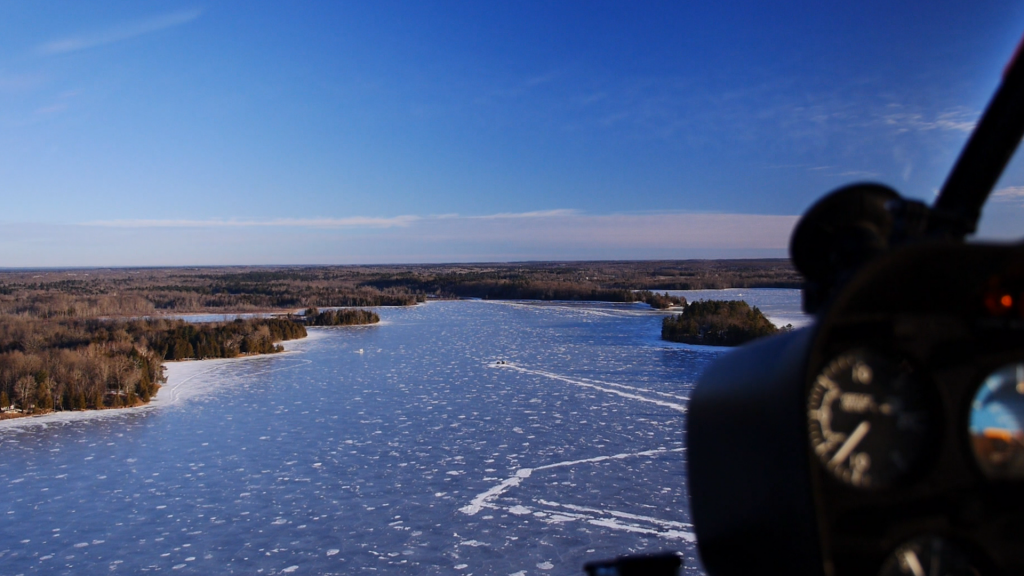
[807,349,932,489]
[969,363,1024,479]
[878,536,980,576]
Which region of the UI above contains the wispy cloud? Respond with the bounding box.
[760,163,880,179]
[524,72,559,88]
[33,102,68,116]
[81,209,798,249]
[0,72,46,93]
[413,211,799,251]
[881,106,977,134]
[11,210,800,266]
[992,186,1024,202]
[467,209,577,220]
[490,71,561,99]
[84,215,421,229]
[836,170,881,178]
[84,210,583,229]
[38,9,201,55]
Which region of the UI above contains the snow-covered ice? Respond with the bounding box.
[0,290,802,575]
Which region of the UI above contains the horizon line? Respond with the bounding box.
[0,256,795,272]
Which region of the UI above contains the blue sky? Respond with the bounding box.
[2,2,1024,266]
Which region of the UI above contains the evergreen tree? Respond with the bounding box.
[35,380,53,413]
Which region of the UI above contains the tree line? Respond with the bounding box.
[0,260,796,318]
[429,281,687,308]
[0,317,307,418]
[152,318,307,360]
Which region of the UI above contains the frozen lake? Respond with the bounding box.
[0,290,806,575]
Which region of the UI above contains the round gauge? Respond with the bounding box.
[878,536,980,576]
[968,363,1024,479]
[807,349,932,489]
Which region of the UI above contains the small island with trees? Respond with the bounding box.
[302,308,381,326]
[661,299,787,346]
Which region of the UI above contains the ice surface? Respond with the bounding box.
[0,290,803,575]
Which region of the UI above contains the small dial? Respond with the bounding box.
[808,349,932,489]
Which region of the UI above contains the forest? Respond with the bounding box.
[0,259,795,318]
[661,299,786,346]
[0,317,308,419]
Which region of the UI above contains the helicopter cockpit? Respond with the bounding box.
[589,30,1024,576]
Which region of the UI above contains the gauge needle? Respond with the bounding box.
[900,549,926,576]
[829,421,871,468]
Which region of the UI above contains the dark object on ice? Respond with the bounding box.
[583,551,681,576]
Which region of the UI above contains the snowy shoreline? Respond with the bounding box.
[0,330,325,433]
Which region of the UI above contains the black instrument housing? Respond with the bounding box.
[689,241,1024,576]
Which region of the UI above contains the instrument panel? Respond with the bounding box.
[805,241,1024,576]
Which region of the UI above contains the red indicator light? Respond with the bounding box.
[984,291,1015,315]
